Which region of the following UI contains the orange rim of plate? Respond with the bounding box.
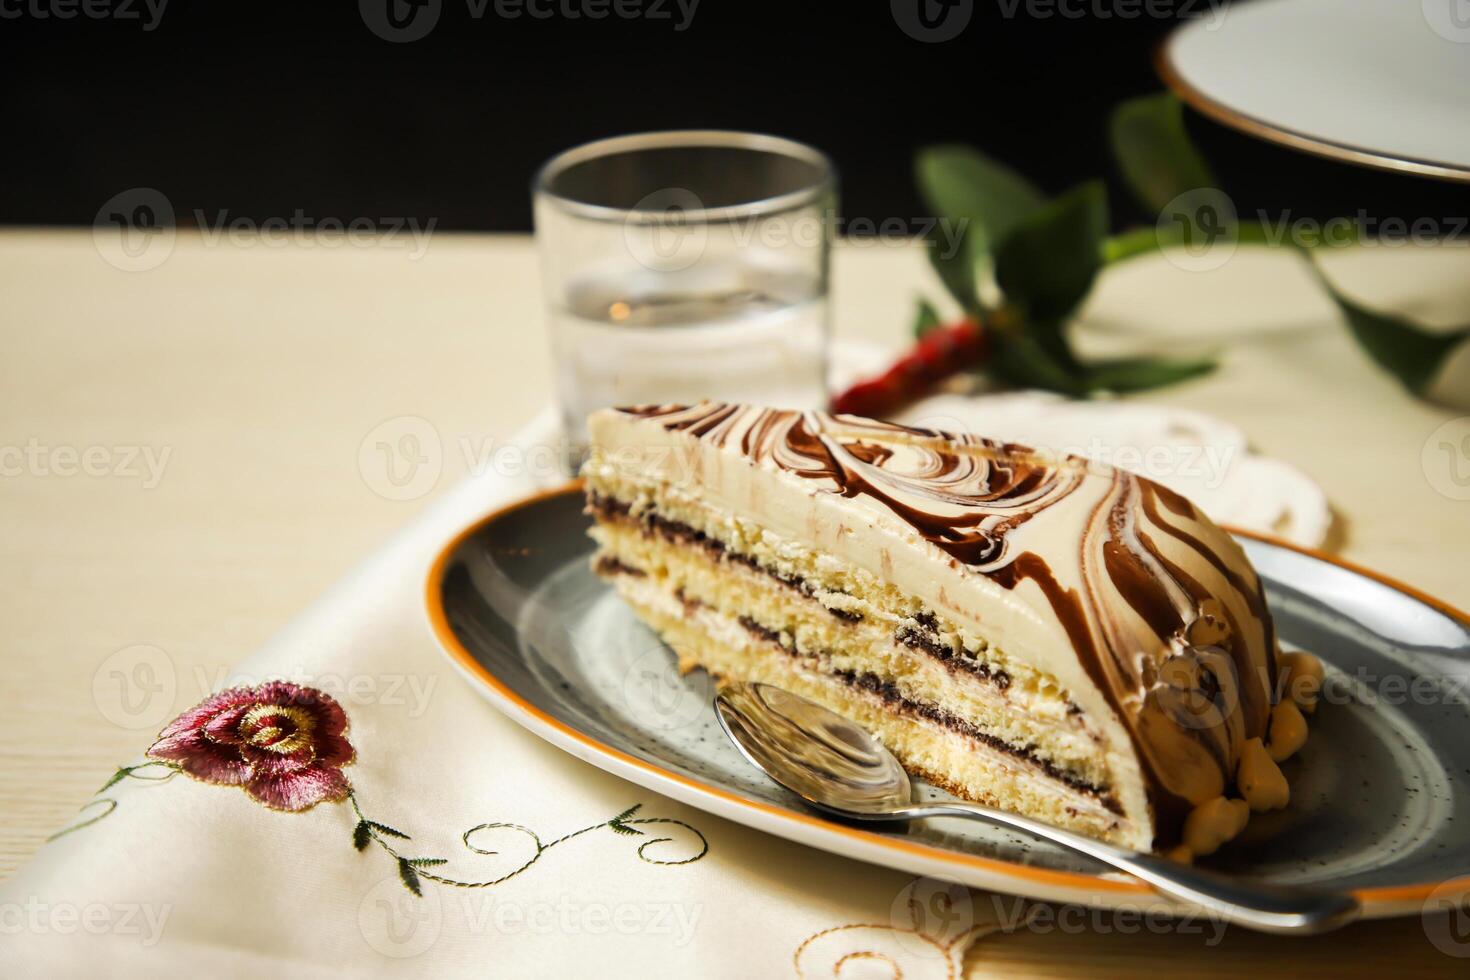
[425,480,1470,907]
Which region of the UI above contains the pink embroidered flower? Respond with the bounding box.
[147,682,355,812]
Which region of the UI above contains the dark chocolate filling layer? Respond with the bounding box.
[589,492,1111,806]
[593,555,645,578]
[725,616,1119,812]
[893,625,1012,689]
[591,528,1117,812]
[828,666,1118,811]
[589,492,864,624]
[590,492,1031,697]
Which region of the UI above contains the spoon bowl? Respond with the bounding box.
[714,680,912,813]
[715,680,1361,935]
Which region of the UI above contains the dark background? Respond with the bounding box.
[0,0,1458,233]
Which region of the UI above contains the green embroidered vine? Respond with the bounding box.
[47,761,181,842]
[47,683,711,894]
[50,759,710,899]
[348,794,708,896]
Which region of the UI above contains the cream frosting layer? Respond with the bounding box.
[589,501,1114,792]
[585,402,1282,845]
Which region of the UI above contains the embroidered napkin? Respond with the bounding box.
[0,358,1326,977]
[0,431,1032,979]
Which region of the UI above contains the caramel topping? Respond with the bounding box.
[1267,698,1308,763]
[1238,737,1289,811]
[1280,650,1324,714]
[1182,796,1249,856]
[1185,597,1233,648]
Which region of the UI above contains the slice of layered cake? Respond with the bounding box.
[584,403,1319,855]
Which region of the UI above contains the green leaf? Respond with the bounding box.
[989,334,1087,395]
[1079,355,1216,393]
[368,821,410,840]
[1109,93,1216,214]
[1310,259,1470,394]
[923,219,981,315]
[916,145,1046,261]
[993,181,1109,361]
[912,298,942,338]
[988,334,1214,397]
[353,820,372,852]
[397,858,422,896]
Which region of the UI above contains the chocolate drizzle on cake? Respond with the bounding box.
[613,402,1282,826]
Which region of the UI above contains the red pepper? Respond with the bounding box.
[829,318,987,419]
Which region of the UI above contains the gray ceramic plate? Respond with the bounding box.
[428,483,1470,916]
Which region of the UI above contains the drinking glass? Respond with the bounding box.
[533,131,835,450]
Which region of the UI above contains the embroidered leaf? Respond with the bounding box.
[368,821,410,840]
[397,858,423,896]
[98,767,132,794]
[608,803,646,836]
[611,804,643,824]
[405,857,447,868]
[353,820,372,852]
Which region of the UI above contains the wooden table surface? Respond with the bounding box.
[1,228,1467,975]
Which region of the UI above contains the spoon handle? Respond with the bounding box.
[892,801,1360,934]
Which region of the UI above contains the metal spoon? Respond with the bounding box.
[714,681,1360,935]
